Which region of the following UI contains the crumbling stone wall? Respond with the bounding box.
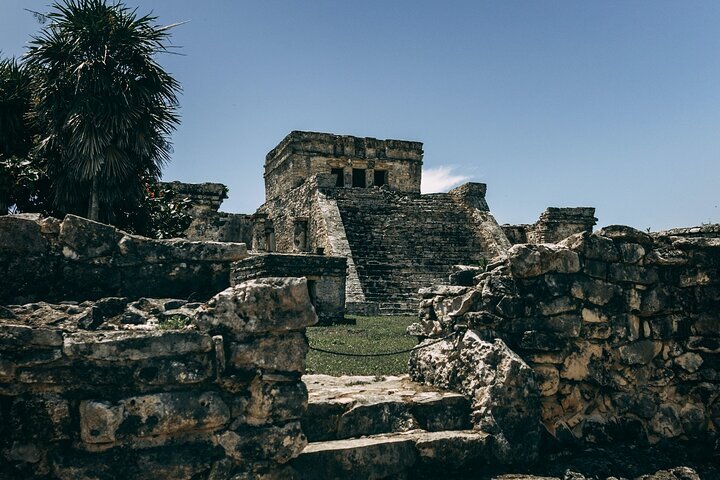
[163,181,253,244]
[232,253,347,325]
[0,214,247,305]
[409,225,720,447]
[503,207,597,245]
[0,277,316,479]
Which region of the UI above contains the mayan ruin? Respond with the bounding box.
[1,130,719,479]
[2,1,719,479]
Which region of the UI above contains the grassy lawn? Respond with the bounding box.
[306,315,418,376]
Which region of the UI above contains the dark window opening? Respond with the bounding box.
[307,279,318,308]
[374,170,387,187]
[352,168,366,188]
[331,168,344,187]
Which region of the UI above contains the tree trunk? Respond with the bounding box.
[88,177,100,221]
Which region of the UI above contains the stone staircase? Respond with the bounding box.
[291,375,490,479]
[331,189,494,315]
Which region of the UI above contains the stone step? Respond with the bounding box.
[291,429,490,480]
[303,375,472,442]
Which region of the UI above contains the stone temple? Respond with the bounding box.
[172,130,598,316]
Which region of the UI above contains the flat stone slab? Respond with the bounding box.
[293,429,489,480]
[302,374,471,441]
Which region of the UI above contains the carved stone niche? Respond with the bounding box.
[252,214,275,252]
[293,217,309,253]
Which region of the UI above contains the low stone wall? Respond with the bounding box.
[0,277,316,479]
[232,253,347,325]
[0,214,247,305]
[409,225,720,448]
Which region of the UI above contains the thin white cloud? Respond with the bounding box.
[421,166,470,194]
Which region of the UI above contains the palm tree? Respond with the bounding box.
[25,0,181,222]
[0,57,39,214]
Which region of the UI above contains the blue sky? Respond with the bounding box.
[2,1,719,230]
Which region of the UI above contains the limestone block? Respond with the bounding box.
[598,225,654,245]
[443,289,481,318]
[58,214,120,259]
[560,342,603,381]
[640,286,683,316]
[195,278,317,335]
[507,244,580,278]
[63,331,213,361]
[229,333,308,373]
[79,400,124,443]
[217,421,306,465]
[560,232,620,262]
[645,248,689,266]
[289,434,415,480]
[607,264,658,285]
[534,365,560,396]
[538,296,579,316]
[585,323,612,340]
[80,391,230,444]
[0,215,48,253]
[241,377,308,426]
[618,340,662,365]
[449,265,483,286]
[570,277,621,306]
[650,403,682,438]
[0,324,63,347]
[581,308,608,323]
[619,243,646,263]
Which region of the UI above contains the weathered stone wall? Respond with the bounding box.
[255,175,334,255]
[264,131,423,201]
[409,225,720,447]
[163,181,253,244]
[232,253,347,325]
[185,211,253,244]
[0,214,247,305]
[0,277,316,479]
[503,207,597,245]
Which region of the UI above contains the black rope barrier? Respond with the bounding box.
[308,330,460,357]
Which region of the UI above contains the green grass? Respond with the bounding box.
[306,315,418,376]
